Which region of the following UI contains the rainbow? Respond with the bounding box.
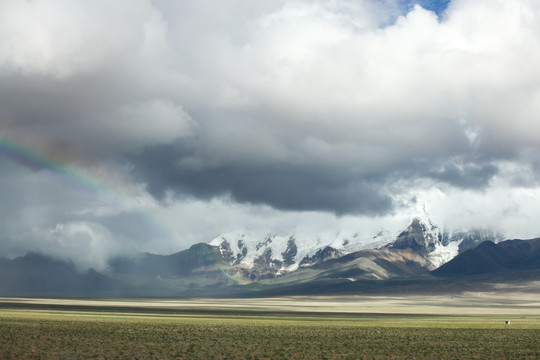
[0,137,100,195]
[0,136,170,239]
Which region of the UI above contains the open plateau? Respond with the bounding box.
[1,291,539,359]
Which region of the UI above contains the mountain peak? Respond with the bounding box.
[387,218,438,256]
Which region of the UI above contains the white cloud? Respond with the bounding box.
[45,221,125,271]
[0,0,165,78]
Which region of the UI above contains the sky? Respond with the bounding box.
[1,0,540,270]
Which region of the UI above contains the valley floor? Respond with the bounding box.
[1,289,539,359]
[2,281,540,317]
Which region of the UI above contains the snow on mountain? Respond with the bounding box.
[209,206,505,278]
[388,202,504,269]
[209,228,396,275]
[429,240,462,270]
[386,217,461,270]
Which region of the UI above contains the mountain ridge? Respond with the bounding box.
[0,218,533,298]
[433,237,540,276]
[210,217,503,280]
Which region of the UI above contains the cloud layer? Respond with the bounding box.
[2,0,540,269]
[132,0,540,214]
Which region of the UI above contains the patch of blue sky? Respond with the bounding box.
[377,0,451,28]
[400,0,451,17]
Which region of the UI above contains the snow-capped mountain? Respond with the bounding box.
[209,229,393,278]
[209,217,504,279]
[386,217,503,270]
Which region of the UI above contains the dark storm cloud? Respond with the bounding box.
[427,161,499,189]
[130,138,503,214]
[131,144,394,215]
[392,155,500,190]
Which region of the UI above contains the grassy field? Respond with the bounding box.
[0,294,539,359]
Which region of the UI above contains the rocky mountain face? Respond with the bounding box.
[386,218,504,270]
[210,218,503,280]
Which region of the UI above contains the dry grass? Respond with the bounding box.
[0,294,539,359]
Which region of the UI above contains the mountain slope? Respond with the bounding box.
[0,253,115,297]
[260,247,430,289]
[110,243,226,278]
[432,238,540,276]
[0,244,235,297]
[107,243,243,294]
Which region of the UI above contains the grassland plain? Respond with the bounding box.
[0,294,539,359]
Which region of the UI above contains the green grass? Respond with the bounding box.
[0,307,539,359]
